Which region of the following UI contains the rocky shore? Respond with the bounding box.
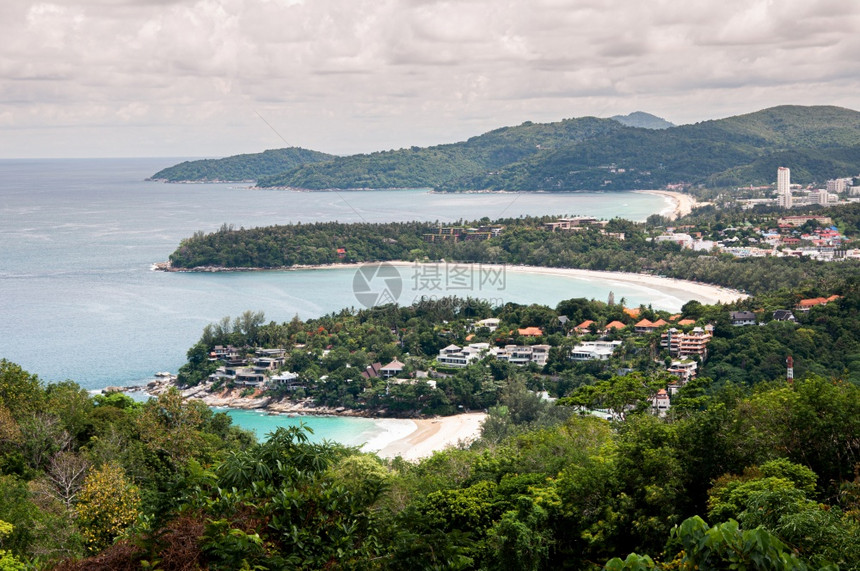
[136,376,419,418]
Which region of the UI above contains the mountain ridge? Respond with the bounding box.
[151,105,860,191]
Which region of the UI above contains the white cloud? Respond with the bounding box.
[0,0,858,157]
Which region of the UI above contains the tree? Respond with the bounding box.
[559,372,664,421]
[74,463,141,554]
[604,516,822,570]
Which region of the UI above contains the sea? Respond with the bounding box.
[1,157,675,443]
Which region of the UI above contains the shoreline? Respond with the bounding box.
[154,260,746,305]
[136,379,486,461]
[631,189,696,220]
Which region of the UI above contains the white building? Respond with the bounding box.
[777,167,792,208]
[472,318,500,332]
[496,344,550,366]
[437,344,489,368]
[570,340,622,361]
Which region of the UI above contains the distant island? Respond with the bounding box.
[149,105,860,192]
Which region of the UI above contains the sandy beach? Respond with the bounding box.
[379,261,745,305]
[371,412,487,461]
[632,189,696,220]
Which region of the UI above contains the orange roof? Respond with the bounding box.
[798,297,827,307]
[465,334,475,341]
[826,294,841,302]
[652,319,668,327]
[669,314,682,321]
[575,320,595,330]
[635,319,654,327]
[518,327,543,336]
[624,307,640,318]
[604,320,626,330]
[677,319,696,326]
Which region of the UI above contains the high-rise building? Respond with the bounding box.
[777,167,792,208]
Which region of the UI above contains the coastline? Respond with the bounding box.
[141,379,487,461]
[153,261,746,305]
[631,189,695,220]
[156,260,745,305]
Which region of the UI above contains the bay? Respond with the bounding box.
[0,158,672,390]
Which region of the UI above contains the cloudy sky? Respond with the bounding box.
[1,0,859,158]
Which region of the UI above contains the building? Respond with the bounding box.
[661,326,713,358]
[772,310,796,322]
[544,217,599,231]
[570,340,622,361]
[517,327,544,337]
[271,371,303,391]
[667,360,698,383]
[650,389,671,417]
[777,167,792,208]
[496,345,550,366]
[472,318,500,332]
[796,295,840,312]
[380,359,406,378]
[826,178,849,194]
[436,344,487,368]
[604,320,627,332]
[730,311,756,326]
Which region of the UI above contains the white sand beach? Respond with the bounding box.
[372,412,487,461]
[380,261,746,305]
[632,189,696,220]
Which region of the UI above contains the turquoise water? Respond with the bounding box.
[223,409,382,445]
[0,158,673,389]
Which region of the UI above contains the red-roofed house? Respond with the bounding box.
[650,389,671,417]
[574,320,595,333]
[635,319,657,334]
[796,295,841,311]
[651,319,668,328]
[604,320,627,331]
[623,307,640,318]
[518,327,544,337]
[677,319,696,326]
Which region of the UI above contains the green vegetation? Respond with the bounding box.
[0,365,852,569]
[152,105,860,191]
[168,203,860,296]
[1,284,860,568]
[149,147,335,182]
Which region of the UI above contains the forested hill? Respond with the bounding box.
[609,111,675,129]
[151,106,860,191]
[148,147,335,182]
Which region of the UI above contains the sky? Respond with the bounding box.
[1,0,859,159]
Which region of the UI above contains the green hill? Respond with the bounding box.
[149,147,335,182]
[151,106,860,190]
[610,111,675,129]
[256,116,623,189]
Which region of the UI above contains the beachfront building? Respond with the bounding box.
[271,371,303,391]
[570,340,622,361]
